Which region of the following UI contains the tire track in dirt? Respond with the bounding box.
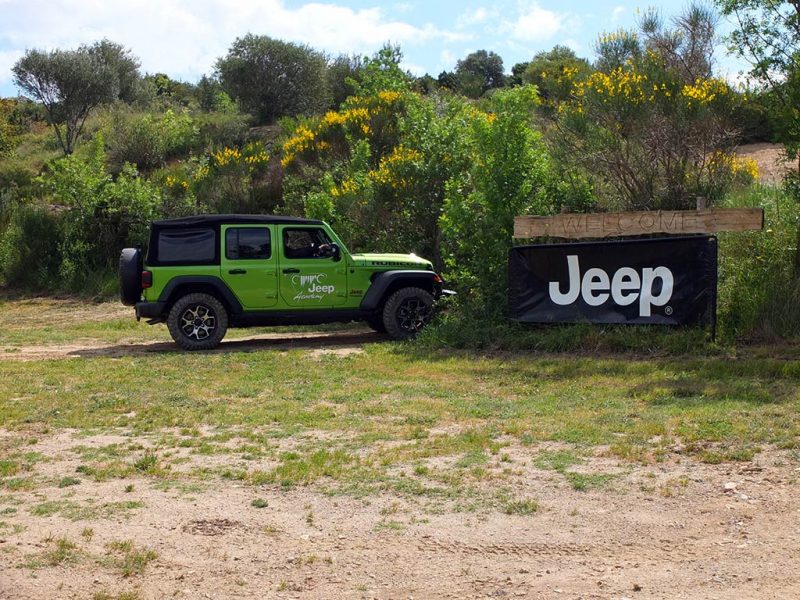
[418,536,704,562]
[0,329,376,361]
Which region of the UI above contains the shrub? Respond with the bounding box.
[718,185,800,340]
[440,86,552,317]
[108,109,198,171]
[0,203,63,290]
[35,134,162,290]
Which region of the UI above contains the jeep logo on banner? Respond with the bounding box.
[508,236,717,325]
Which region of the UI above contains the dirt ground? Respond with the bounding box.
[0,329,369,362]
[737,143,795,185]
[0,297,798,598]
[1,425,799,600]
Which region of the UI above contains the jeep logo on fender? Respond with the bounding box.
[549,255,674,317]
[508,236,717,327]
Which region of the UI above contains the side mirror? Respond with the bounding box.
[330,243,341,262]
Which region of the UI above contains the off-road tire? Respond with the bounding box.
[382,287,433,340]
[167,293,228,350]
[365,313,387,333]
[119,248,142,306]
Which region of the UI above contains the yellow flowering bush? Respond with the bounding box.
[555,39,738,209]
[280,90,405,168]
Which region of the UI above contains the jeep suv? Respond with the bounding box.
[119,215,448,349]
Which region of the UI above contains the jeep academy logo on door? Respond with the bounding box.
[291,274,335,301]
[548,255,674,317]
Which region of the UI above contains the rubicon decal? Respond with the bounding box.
[548,255,674,317]
[508,236,717,327]
[291,273,335,301]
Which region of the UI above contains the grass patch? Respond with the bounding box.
[502,499,539,515]
[565,472,618,491]
[0,297,798,507]
[22,536,81,569]
[105,540,158,577]
[30,499,144,521]
[533,450,583,473]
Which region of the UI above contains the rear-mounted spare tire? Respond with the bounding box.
[119,247,142,306]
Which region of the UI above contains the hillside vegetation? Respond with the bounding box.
[1,3,798,342]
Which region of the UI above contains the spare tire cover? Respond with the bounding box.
[119,247,142,306]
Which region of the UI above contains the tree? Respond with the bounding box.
[348,44,411,96]
[216,35,329,124]
[12,40,140,155]
[509,61,530,86]
[715,0,800,159]
[640,4,718,83]
[455,50,506,98]
[522,45,591,106]
[88,39,141,103]
[327,54,364,108]
[437,70,458,91]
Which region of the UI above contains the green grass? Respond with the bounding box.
[0,298,798,506]
[502,498,539,515]
[565,472,618,491]
[21,536,81,569]
[29,499,144,521]
[105,539,158,577]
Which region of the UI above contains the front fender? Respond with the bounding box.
[360,270,443,311]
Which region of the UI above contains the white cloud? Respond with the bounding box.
[457,7,489,29]
[0,49,22,84]
[402,61,426,76]
[0,0,465,85]
[438,49,456,71]
[612,5,625,22]
[506,2,563,42]
[561,38,582,53]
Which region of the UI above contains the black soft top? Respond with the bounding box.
[151,214,323,228]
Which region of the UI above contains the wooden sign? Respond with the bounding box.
[514,208,764,239]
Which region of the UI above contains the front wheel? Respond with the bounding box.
[167,293,228,350]
[382,287,434,340]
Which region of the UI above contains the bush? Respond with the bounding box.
[31,134,162,291]
[0,204,63,290]
[108,109,198,171]
[718,185,800,340]
[440,86,552,317]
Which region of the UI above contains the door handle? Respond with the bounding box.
[282,268,300,274]
[228,268,247,275]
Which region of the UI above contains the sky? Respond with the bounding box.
[0,0,749,97]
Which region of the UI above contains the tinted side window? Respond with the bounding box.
[283,228,332,259]
[157,228,215,263]
[226,228,271,260]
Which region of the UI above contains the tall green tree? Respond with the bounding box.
[455,50,506,98]
[216,35,329,124]
[12,40,140,155]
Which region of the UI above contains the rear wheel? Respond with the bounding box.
[167,293,228,350]
[382,287,434,340]
[118,248,142,306]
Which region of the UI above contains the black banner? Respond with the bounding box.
[509,236,717,326]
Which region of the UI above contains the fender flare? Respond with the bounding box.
[360,270,440,311]
[157,276,243,314]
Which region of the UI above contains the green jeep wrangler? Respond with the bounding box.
[119,215,448,350]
